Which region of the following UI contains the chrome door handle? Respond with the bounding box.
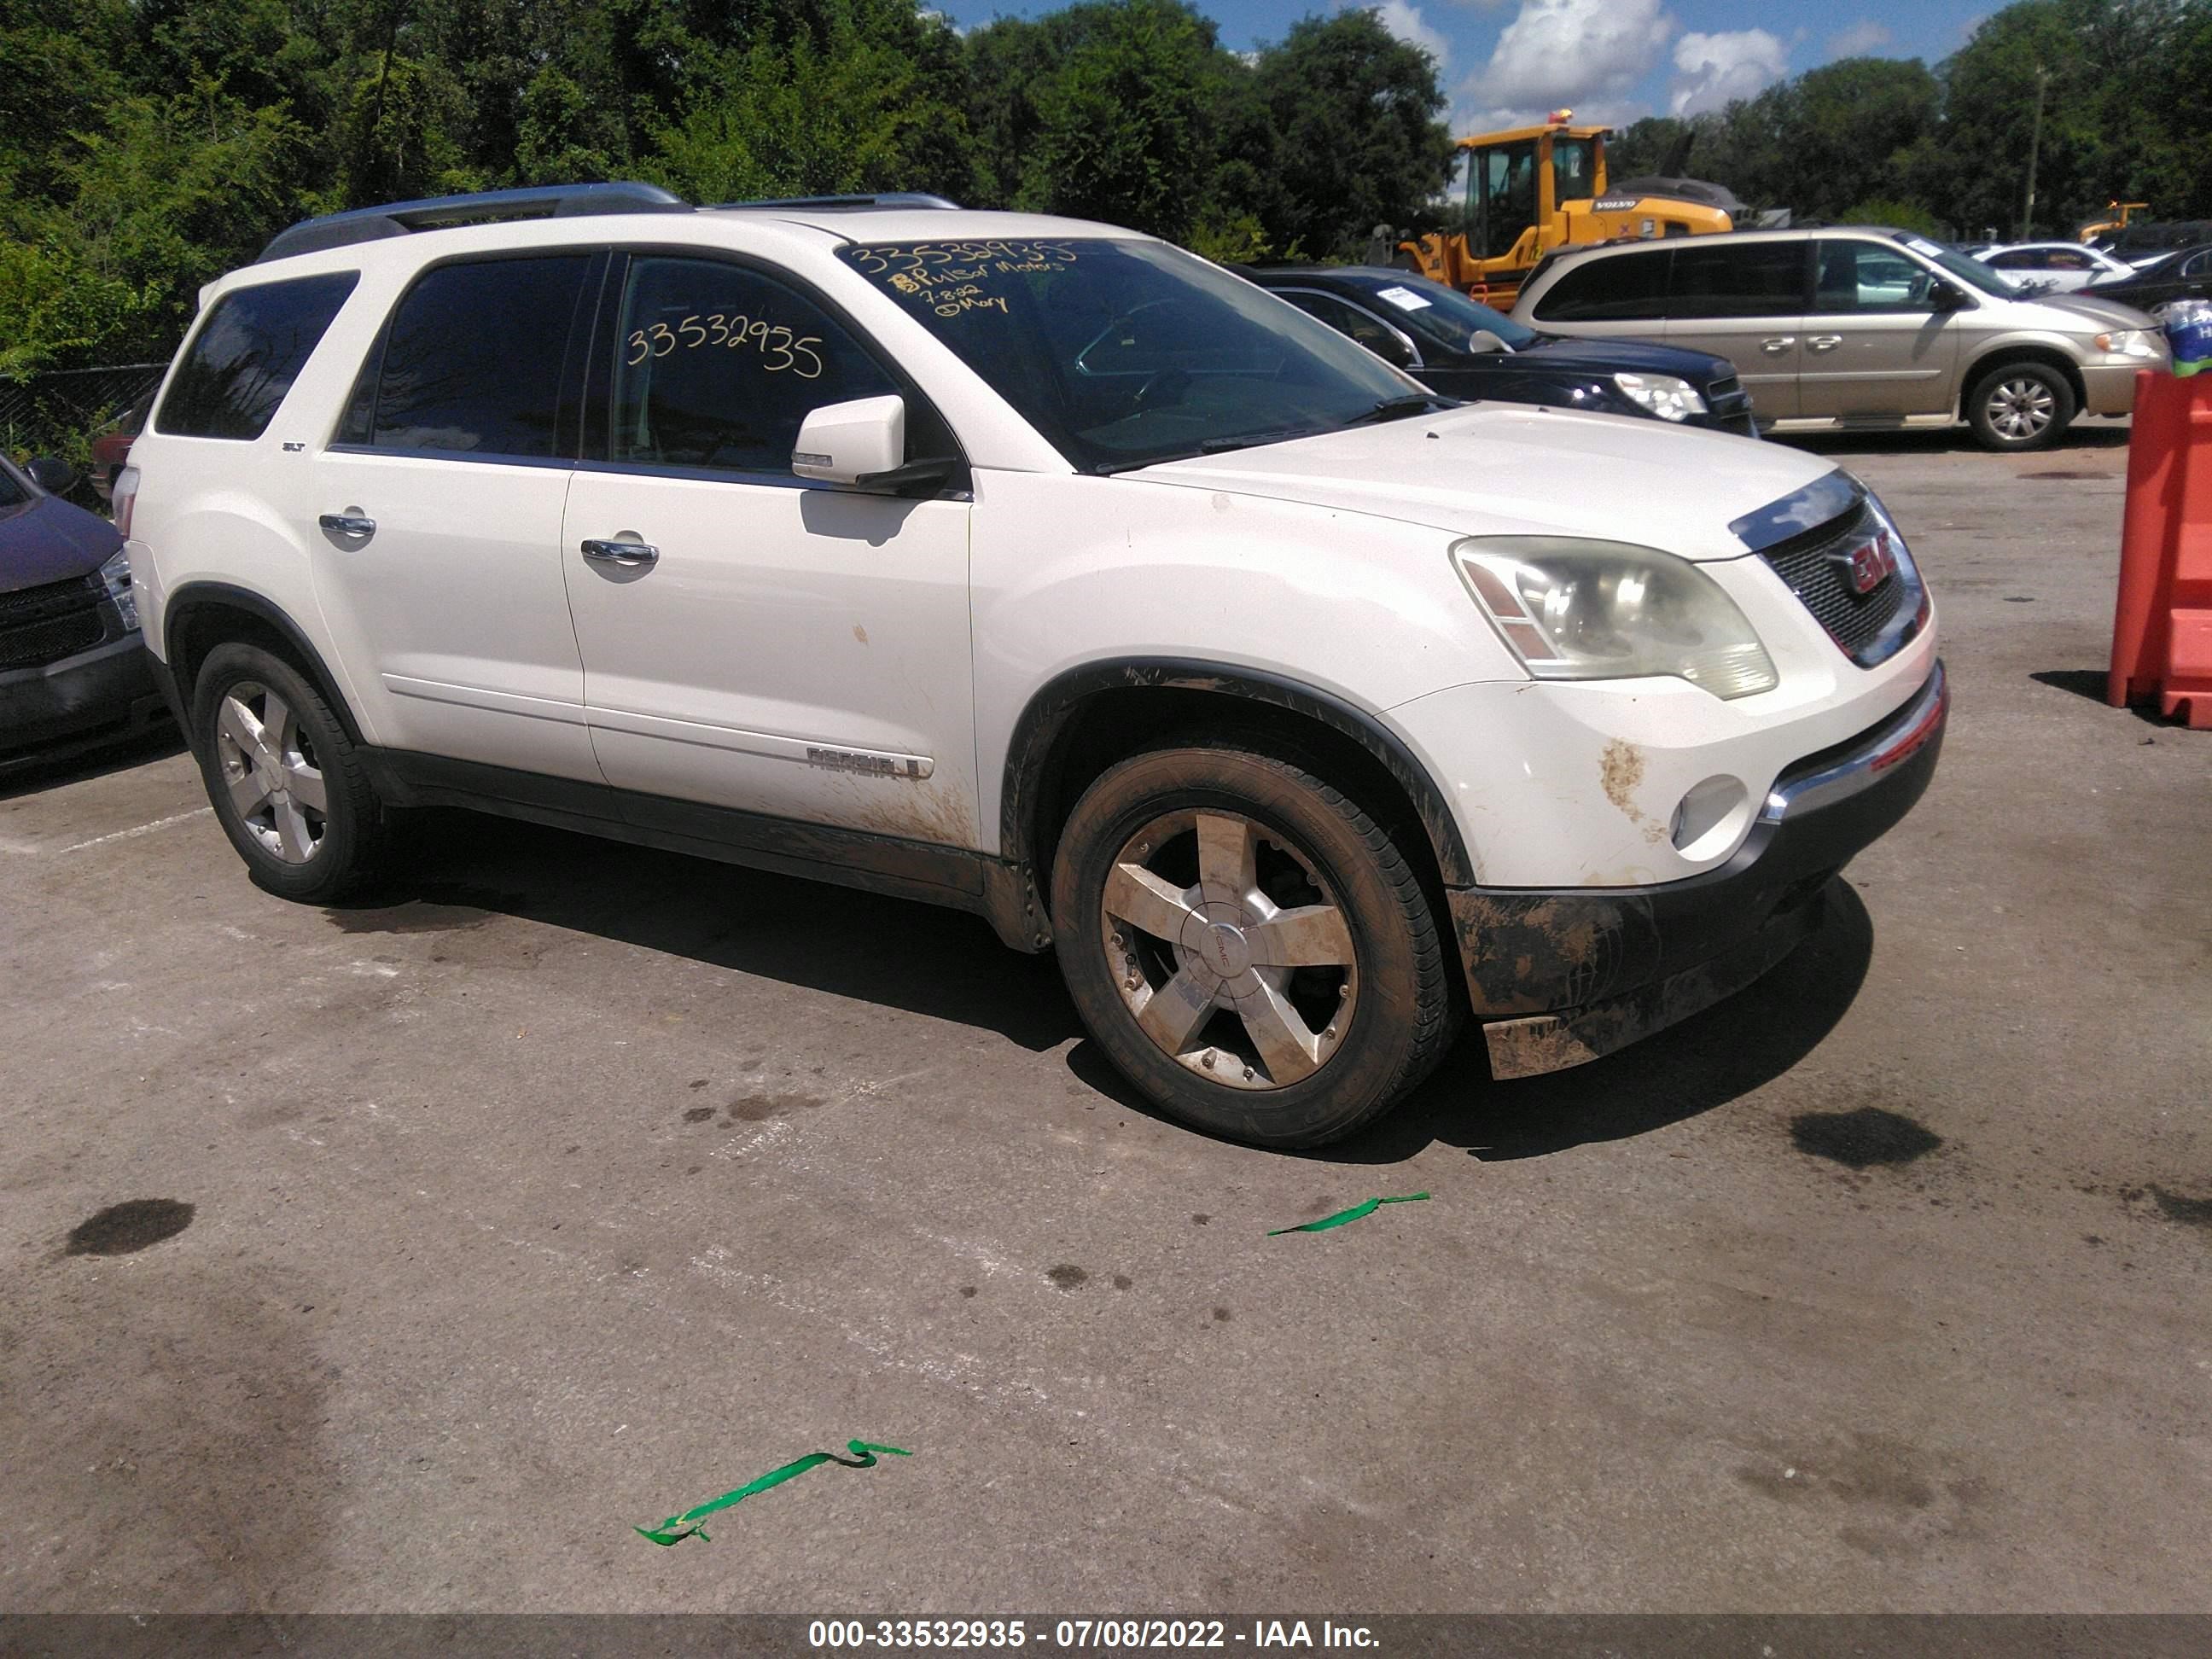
[1807,335,1843,352]
[319,512,375,537]
[580,538,658,568]
[1761,336,1796,353]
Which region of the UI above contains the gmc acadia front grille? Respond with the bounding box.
[1756,503,1915,663]
[0,576,108,670]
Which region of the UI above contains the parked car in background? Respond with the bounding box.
[124,183,1944,1149]
[2074,246,2212,317]
[1966,242,2136,294]
[1,453,167,775]
[1244,265,1755,435]
[1513,226,2166,451]
[2090,220,2212,270]
[89,393,151,505]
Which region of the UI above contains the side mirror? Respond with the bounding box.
[792,395,905,486]
[27,455,76,494]
[1466,329,1510,355]
[791,394,960,496]
[1930,281,1970,311]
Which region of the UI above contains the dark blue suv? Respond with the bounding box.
[1245,265,1755,437]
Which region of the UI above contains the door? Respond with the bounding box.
[1662,240,1807,419]
[310,251,602,780]
[561,252,980,849]
[1799,240,1960,420]
[1275,289,1421,372]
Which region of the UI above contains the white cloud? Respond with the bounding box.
[1461,0,1674,127]
[1366,0,1452,67]
[1668,28,1787,115]
[1825,20,1892,58]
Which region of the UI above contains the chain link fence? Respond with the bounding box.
[0,362,169,473]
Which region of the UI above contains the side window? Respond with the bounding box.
[608,256,899,475]
[1280,292,1412,368]
[2047,249,2092,271]
[1669,242,1807,318]
[1532,251,1669,323]
[1988,249,2040,271]
[157,272,359,440]
[1813,242,1936,314]
[364,254,591,457]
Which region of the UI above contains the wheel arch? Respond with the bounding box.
[1958,342,2087,419]
[1000,660,1478,898]
[163,581,368,748]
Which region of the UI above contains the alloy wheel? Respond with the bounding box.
[214,681,328,864]
[1987,375,2056,441]
[1098,807,1357,1090]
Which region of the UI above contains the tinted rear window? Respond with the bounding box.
[358,255,592,457]
[156,272,360,439]
[1532,250,1668,322]
[1668,242,1807,318]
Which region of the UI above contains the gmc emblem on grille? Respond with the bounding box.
[1836,531,1898,596]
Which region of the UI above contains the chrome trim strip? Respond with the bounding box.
[1762,660,1947,823]
[1728,468,1863,551]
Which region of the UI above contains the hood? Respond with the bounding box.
[1515,334,1732,381]
[1129,404,1833,561]
[2030,291,2158,329]
[0,492,125,595]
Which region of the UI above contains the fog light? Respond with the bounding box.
[1670,776,1749,857]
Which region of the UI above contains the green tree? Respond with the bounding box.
[1248,11,1452,259]
[1019,0,1217,236]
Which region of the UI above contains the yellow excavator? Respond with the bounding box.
[2076,201,2149,243]
[1396,112,1738,310]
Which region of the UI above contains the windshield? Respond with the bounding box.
[838,238,1423,473]
[1343,273,1540,353]
[1889,233,2017,298]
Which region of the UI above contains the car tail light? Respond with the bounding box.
[112,465,140,539]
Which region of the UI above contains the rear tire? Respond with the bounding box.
[1966,359,2075,451]
[191,642,387,903]
[1051,736,1457,1148]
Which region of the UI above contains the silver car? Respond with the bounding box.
[1511,226,2168,451]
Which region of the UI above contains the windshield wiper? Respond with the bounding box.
[1092,427,1323,474]
[1340,393,1458,427]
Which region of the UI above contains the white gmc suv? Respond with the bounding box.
[118,184,1947,1148]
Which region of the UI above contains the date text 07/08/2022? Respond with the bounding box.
[806,1619,1381,1650]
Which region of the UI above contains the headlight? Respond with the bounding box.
[99,547,137,631]
[2093,329,2161,358]
[1612,371,1708,421]
[1451,537,1778,699]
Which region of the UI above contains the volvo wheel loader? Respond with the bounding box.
[1398,113,1738,310]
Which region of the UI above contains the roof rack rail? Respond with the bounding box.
[708,193,962,212]
[258,182,690,263]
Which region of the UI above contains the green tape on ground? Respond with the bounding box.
[1268,1192,1429,1235]
[636,1440,911,1545]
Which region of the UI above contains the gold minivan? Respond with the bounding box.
[1511,226,2168,451]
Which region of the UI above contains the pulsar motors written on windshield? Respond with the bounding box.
[850,241,1082,318]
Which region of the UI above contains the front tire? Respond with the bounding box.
[1966,359,2075,451]
[191,642,387,902]
[1051,738,1456,1148]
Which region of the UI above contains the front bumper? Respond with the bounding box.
[0,631,170,774]
[1451,661,1948,1077]
[2080,359,2153,416]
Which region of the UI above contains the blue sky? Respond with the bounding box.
[928,0,1999,133]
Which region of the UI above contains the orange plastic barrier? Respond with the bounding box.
[2110,368,2212,728]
